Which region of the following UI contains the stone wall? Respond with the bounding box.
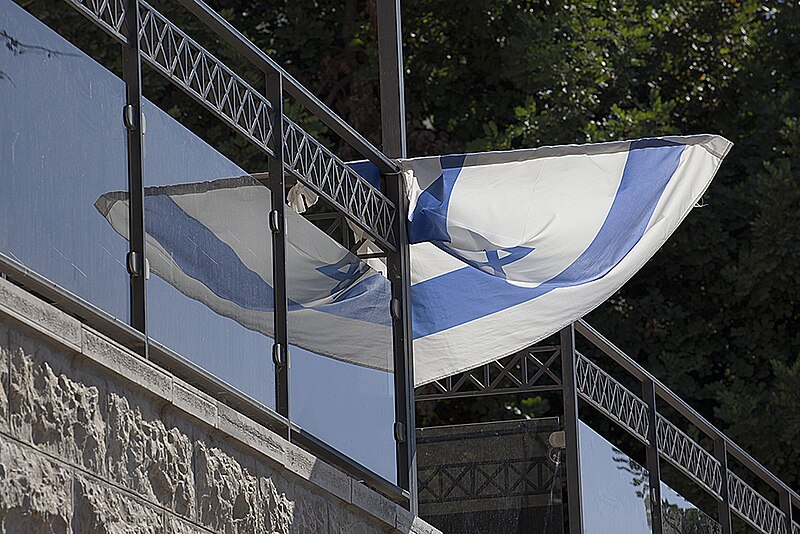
[0,277,438,534]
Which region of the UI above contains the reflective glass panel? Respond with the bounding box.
[286,207,396,482]
[661,483,721,534]
[579,421,653,533]
[416,418,563,534]
[579,421,721,534]
[137,97,274,408]
[0,0,129,320]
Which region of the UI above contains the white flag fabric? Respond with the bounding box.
[403,135,732,384]
[96,176,393,372]
[96,135,730,387]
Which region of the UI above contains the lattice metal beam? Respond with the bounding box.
[656,414,723,498]
[138,1,274,155]
[414,346,562,401]
[283,118,396,249]
[575,352,649,442]
[418,457,559,504]
[65,0,126,43]
[729,472,789,534]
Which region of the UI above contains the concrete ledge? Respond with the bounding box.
[172,380,218,428]
[81,328,173,402]
[0,279,81,352]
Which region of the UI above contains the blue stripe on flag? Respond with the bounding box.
[323,274,393,327]
[347,161,382,189]
[411,139,686,339]
[145,195,278,312]
[408,154,467,243]
[145,194,392,326]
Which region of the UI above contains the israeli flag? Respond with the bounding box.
[405,135,732,385]
[95,176,393,372]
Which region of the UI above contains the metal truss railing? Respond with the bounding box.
[574,320,800,534]
[575,352,649,442]
[137,2,274,155]
[728,472,790,534]
[417,321,799,533]
[65,0,398,252]
[418,457,558,504]
[64,0,126,41]
[283,118,396,246]
[655,414,723,498]
[415,346,562,401]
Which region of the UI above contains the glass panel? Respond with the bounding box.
[0,0,129,320]
[661,483,721,534]
[579,421,721,534]
[578,421,653,533]
[138,97,275,408]
[286,208,396,482]
[416,418,563,534]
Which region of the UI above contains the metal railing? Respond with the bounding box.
[414,321,799,533]
[4,0,416,505]
[66,0,399,251]
[573,319,799,534]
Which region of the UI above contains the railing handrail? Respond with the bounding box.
[575,318,800,509]
[174,0,400,175]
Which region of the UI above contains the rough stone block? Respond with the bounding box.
[105,393,195,518]
[194,441,266,533]
[395,505,415,532]
[217,403,286,465]
[74,474,163,534]
[410,517,440,534]
[164,515,211,534]
[0,278,81,351]
[287,482,329,534]
[328,500,383,534]
[172,380,217,428]
[81,329,172,402]
[0,321,8,433]
[259,476,293,534]
[0,438,72,534]
[8,332,106,474]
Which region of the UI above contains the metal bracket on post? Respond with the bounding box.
[560,323,584,534]
[394,421,407,443]
[272,343,286,367]
[643,379,664,534]
[121,0,148,354]
[266,71,289,418]
[269,210,282,234]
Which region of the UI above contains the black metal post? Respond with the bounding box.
[780,488,794,534]
[266,71,289,417]
[560,323,584,533]
[122,0,147,356]
[377,0,407,157]
[377,0,416,511]
[714,439,733,534]
[642,379,664,534]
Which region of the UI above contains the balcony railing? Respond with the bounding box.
[415,321,799,533]
[0,0,414,505]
